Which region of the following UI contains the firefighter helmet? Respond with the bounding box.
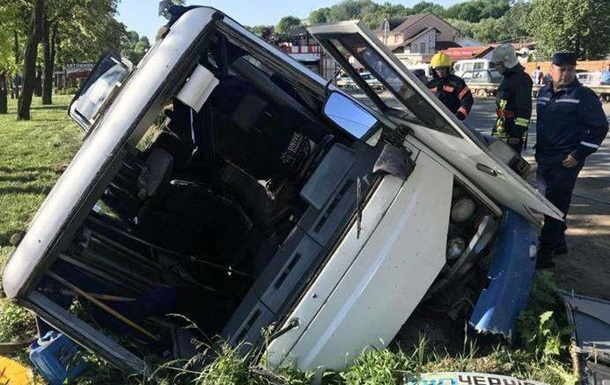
[430,52,452,68]
[491,44,519,68]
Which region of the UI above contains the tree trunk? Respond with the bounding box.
[13,30,20,65]
[0,72,7,114]
[18,0,44,121]
[42,18,54,105]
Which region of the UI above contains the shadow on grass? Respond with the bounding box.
[0,185,51,195]
[0,166,61,173]
[29,104,70,111]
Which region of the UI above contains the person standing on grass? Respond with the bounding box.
[490,44,533,154]
[534,52,609,269]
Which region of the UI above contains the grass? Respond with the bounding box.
[0,95,83,263]
[0,96,579,385]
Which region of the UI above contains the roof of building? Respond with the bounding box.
[440,46,494,61]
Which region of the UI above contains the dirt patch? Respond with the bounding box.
[550,170,610,301]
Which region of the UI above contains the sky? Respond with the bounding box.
[116,0,462,41]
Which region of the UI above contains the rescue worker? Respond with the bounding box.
[490,44,533,154]
[427,52,473,121]
[535,52,609,268]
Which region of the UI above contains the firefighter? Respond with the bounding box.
[490,44,533,154]
[427,52,473,121]
[535,52,609,268]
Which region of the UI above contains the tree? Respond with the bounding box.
[309,8,332,24]
[529,0,610,60]
[411,1,446,16]
[328,0,377,21]
[122,34,151,64]
[275,16,302,35]
[18,0,43,120]
[0,1,29,111]
[502,1,531,43]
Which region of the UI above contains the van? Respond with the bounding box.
[454,59,495,77]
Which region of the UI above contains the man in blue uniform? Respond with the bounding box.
[535,52,609,268]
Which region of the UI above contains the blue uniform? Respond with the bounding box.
[535,79,608,252]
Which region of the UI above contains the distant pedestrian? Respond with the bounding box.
[601,64,610,85]
[490,44,533,154]
[534,52,609,268]
[427,52,473,121]
[11,73,22,100]
[532,66,543,85]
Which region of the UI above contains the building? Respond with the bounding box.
[374,13,460,65]
[268,29,338,80]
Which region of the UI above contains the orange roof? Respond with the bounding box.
[439,46,494,61]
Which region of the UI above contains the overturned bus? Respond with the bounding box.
[2,6,562,375]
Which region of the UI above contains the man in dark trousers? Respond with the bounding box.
[490,44,533,154]
[427,52,473,121]
[535,52,609,268]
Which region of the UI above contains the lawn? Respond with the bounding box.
[0,95,83,263]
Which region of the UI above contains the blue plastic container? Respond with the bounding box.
[29,331,86,385]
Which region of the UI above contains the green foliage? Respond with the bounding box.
[529,0,610,59]
[275,16,302,35]
[445,0,509,23]
[0,1,26,74]
[309,7,332,24]
[0,301,35,343]
[411,1,446,16]
[306,0,414,30]
[516,271,574,362]
[122,32,151,65]
[341,347,406,385]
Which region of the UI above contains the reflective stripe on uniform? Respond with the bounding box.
[496,109,516,118]
[458,86,470,100]
[538,96,551,102]
[581,141,600,148]
[536,101,547,106]
[458,106,469,116]
[556,99,580,104]
[515,117,530,127]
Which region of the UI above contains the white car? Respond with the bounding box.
[577,71,602,85]
[337,71,383,90]
[3,6,562,376]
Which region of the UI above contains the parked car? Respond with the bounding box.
[577,71,602,85]
[2,6,562,376]
[461,69,503,85]
[461,69,503,96]
[337,71,383,90]
[453,59,496,77]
